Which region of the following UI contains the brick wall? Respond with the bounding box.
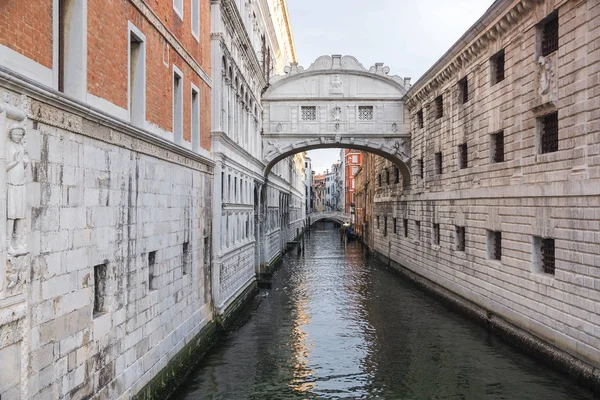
[362,0,600,371]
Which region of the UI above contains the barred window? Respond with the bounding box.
[417,109,424,128]
[455,226,465,252]
[301,106,316,121]
[458,143,468,169]
[433,223,440,245]
[487,231,502,261]
[491,131,505,163]
[541,13,558,56]
[459,77,468,104]
[540,112,558,154]
[394,166,400,184]
[534,236,556,275]
[435,95,443,119]
[491,49,505,85]
[358,106,374,121]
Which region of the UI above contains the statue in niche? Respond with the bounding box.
[330,75,343,94]
[6,123,29,256]
[537,55,552,96]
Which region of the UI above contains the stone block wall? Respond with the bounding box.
[364,0,600,374]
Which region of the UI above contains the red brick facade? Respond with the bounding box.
[344,149,362,213]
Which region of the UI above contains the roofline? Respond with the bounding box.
[405,0,513,98]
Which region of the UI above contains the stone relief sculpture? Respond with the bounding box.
[330,75,343,94]
[6,123,29,256]
[537,55,553,96]
[332,106,342,121]
[392,139,410,162]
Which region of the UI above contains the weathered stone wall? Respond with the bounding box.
[0,78,214,399]
[362,0,600,377]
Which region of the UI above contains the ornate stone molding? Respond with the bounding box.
[405,0,544,109]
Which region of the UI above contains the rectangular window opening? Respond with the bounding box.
[459,76,469,104]
[415,221,421,242]
[173,0,183,19]
[393,218,397,234]
[58,0,85,99]
[491,49,505,85]
[435,152,442,175]
[385,169,390,185]
[540,12,558,57]
[435,95,443,119]
[129,28,145,128]
[149,251,157,291]
[93,263,107,317]
[384,216,388,237]
[540,112,558,154]
[417,109,424,128]
[173,68,183,144]
[433,223,440,245]
[191,0,200,40]
[458,143,468,169]
[191,87,200,152]
[301,106,317,121]
[487,231,502,261]
[394,167,400,184]
[491,131,505,163]
[182,241,190,275]
[417,159,424,179]
[455,226,465,252]
[403,218,408,237]
[358,106,374,121]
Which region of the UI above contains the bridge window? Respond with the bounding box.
[459,76,469,104]
[455,226,465,252]
[491,131,505,163]
[540,12,558,57]
[539,112,558,154]
[487,230,502,261]
[533,237,555,275]
[358,106,374,121]
[491,49,505,85]
[435,95,443,119]
[435,152,442,175]
[301,106,317,121]
[458,143,468,169]
[417,109,424,129]
[433,223,440,245]
[403,219,408,237]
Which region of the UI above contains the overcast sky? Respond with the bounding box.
[286,0,495,174]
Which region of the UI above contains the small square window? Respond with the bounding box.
[539,112,558,154]
[533,237,556,275]
[455,226,465,252]
[435,95,443,119]
[487,231,502,261]
[403,219,408,237]
[540,12,558,57]
[491,49,505,85]
[491,131,505,163]
[435,152,442,175]
[433,223,440,245]
[459,77,469,104]
[417,109,424,128]
[358,106,374,121]
[458,143,468,169]
[301,106,317,121]
[415,221,421,242]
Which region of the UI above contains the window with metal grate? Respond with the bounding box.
[435,95,443,119]
[540,112,558,153]
[418,159,424,178]
[301,106,317,121]
[455,226,465,251]
[459,77,469,104]
[491,131,504,163]
[491,50,505,85]
[458,143,468,169]
[358,106,374,121]
[541,238,555,274]
[394,167,400,184]
[433,223,440,245]
[488,231,502,260]
[541,13,558,56]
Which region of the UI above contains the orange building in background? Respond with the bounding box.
[344,149,362,214]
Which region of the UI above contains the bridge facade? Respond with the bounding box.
[307,211,352,225]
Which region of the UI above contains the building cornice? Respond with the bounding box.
[279,0,297,63]
[405,0,543,110]
[128,0,212,87]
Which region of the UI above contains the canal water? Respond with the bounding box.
[175,222,595,399]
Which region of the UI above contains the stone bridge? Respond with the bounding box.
[261,55,413,186]
[307,211,352,225]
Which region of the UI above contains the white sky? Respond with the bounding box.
[285,0,495,174]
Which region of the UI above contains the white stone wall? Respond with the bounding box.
[3,93,214,400]
[367,0,600,371]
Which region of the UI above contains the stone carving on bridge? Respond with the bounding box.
[332,106,342,121]
[330,75,343,94]
[6,123,29,256]
[391,138,411,163]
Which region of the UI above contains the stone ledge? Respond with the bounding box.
[370,250,600,395]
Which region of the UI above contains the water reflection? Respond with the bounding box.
[175,222,595,400]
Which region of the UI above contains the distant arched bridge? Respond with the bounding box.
[307,211,351,226]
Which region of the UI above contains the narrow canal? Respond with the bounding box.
[175,222,595,399]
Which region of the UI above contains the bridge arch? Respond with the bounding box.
[308,211,351,226]
[262,55,413,186]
